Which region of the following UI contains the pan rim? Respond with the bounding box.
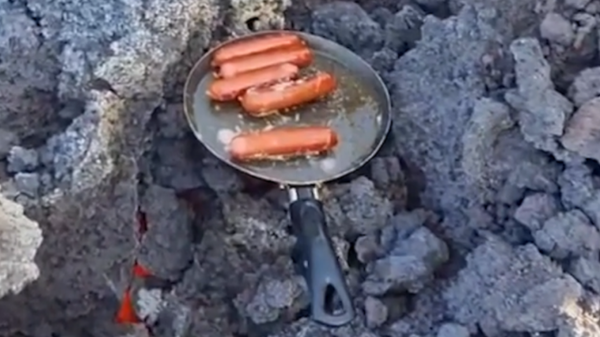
[183,30,392,186]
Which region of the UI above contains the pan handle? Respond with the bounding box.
[288,186,354,327]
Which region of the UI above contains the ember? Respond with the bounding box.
[1,0,600,337]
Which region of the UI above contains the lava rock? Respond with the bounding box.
[436,323,470,337]
[364,296,388,328]
[13,173,41,198]
[138,185,194,281]
[387,5,502,217]
[0,130,17,160]
[0,196,43,298]
[565,0,591,9]
[384,5,425,54]
[445,238,584,335]
[533,210,600,260]
[561,97,600,163]
[461,98,514,191]
[363,210,448,295]
[582,191,600,229]
[6,146,39,173]
[514,193,561,231]
[200,156,244,193]
[568,67,600,107]
[505,38,573,155]
[331,176,394,235]
[558,161,596,209]
[235,275,306,325]
[540,13,574,46]
[355,234,383,264]
[221,193,293,256]
[370,7,394,28]
[569,257,600,294]
[311,1,384,56]
[151,137,205,191]
[368,48,399,74]
[413,0,448,11]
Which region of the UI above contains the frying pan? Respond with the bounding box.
[183,30,392,326]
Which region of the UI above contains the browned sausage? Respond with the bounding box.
[211,34,305,67]
[206,63,299,101]
[218,47,313,79]
[239,72,336,116]
[228,126,339,161]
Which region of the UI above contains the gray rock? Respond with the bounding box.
[568,67,600,107]
[150,137,205,191]
[445,238,583,334]
[138,185,194,281]
[414,0,447,10]
[387,5,500,235]
[540,13,574,46]
[505,38,573,155]
[370,7,394,28]
[368,48,399,74]
[364,296,388,328]
[558,162,595,209]
[328,176,393,236]
[221,193,293,256]
[0,129,17,159]
[514,193,561,231]
[569,257,600,293]
[461,98,514,192]
[582,191,600,229]
[437,323,470,337]
[200,157,244,193]
[355,234,383,264]
[236,276,306,325]
[311,1,384,56]
[13,173,41,198]
[7,146,39,173]
[363,211,448,295]
[0,196,43,298]
[565,0,591,9]
[561,97,600,163]
[534,210,600,260]
[384,5,425,54]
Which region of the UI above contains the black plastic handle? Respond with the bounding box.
[289,190,354,327]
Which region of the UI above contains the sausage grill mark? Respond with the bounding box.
[239,72,337,116]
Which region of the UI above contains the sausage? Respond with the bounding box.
[218,47,313,79]
[207,63,299,101]
[228,126,339,161]
[239,72,336,116]
[211,34,305,67]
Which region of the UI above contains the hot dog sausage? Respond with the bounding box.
[239,72,336,116]
[207,63,299,101]
[218,47,313,79]
[228,126,339,161]
[211,34,305,67]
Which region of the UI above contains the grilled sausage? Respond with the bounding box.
[211,34,305,67]
[207,63,300,101]
[239,72,336,116]
[228,126,339,161]
[218,47,313,79]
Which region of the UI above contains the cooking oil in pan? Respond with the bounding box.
[194,48,384,184]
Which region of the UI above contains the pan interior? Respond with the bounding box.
[186,32,390,185]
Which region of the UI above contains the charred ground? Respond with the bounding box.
[1,0,600,337]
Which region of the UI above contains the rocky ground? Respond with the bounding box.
[1,0,600,336]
